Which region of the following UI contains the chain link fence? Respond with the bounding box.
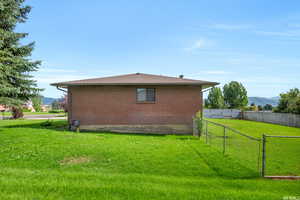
[262,135,300,177]
[199,119,261,176]
[197,119,300,178]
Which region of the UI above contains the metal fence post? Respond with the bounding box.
[192,117,199,137]
[223,126,226,155]
[261,134,266,177]
[199,118,202,137]
[205,121,208,144]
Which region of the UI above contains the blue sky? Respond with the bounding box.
[17,0,300,98]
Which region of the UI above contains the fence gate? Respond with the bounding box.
[261,135,300,178]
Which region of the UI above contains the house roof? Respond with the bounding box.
[51,73,219,89]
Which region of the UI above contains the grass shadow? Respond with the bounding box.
[81,130,167,137]
[176,137,200,141]
[189,143,260,179]
[0,120,168,137]
[0,120,69,132]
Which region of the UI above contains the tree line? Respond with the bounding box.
[205,81,248,109]
[274,88,300,114]
[205,81,300,114]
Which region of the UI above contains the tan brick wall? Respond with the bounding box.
[68,85,202,133]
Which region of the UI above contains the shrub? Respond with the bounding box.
[195,111,203,134]
[22,108,31,112]
[49,110,64,113]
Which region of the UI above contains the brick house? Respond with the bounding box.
[51,73,218,134]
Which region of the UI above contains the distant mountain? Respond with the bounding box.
[248,97,279,106]
[42,97,60,105]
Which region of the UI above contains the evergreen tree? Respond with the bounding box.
[0,0,41,118]
[205,87,224,109]
[223,81,248,109]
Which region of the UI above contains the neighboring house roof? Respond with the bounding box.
[51,73,219,89]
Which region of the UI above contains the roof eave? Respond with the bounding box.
[51,82,219,87]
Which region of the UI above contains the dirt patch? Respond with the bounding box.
[59,156,92,166]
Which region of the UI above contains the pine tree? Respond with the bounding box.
[0,0,41,118]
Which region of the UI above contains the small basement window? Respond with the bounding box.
[136,88,156,103]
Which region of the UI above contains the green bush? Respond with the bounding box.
[243,105,258,111]
[195,111,203,135]
[49,110,63,113]
[22,108,31,112]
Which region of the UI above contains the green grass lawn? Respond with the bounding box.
[2,111,66,116]
[204,118,300,177]
[0,119,299,200]
[207,118,300,137]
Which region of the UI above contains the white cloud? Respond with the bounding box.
[205,22,300,39]
[184,39,214,52]
[223,54,300,69]
[235,76,298,85]
[287,23,300,28]
[193,40,206,48]
[254,30,300,37]
[211,24,252,30]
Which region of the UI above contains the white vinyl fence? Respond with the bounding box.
[203,109,241,119]
[243,111,300,128]
[204,109,300,128]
